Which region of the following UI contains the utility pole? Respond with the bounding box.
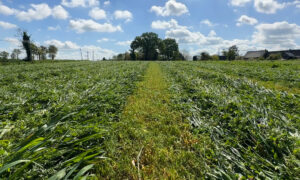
[92,51,94,61]
[86,51,89,60]
[80,48,83,60]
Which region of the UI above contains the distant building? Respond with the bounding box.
[244,50,266,60]
[269,50,298,59]
[218,56,227,60]
[244,49,300,60]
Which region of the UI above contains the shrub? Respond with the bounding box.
[268,53,282,60]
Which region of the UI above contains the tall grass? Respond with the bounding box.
[0,61,147,179]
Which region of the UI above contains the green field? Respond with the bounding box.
[0,60,299,179]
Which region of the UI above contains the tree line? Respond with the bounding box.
[112,32,185,61]
[193,45,240,61]
[0,31,58,62]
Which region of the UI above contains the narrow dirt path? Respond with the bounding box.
[97,62,202,179]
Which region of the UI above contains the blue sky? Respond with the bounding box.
[1,0,300,59]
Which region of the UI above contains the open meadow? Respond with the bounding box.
[0,60,299,179]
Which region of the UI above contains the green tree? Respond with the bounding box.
[161,38,179,60]
[30,43,38,60]
[200,52,211,60]
[0,51,9,60]
[40,46,48,60]
[268,53,282,60]
[130,37,141,60]
[193,56,198,61]
[227,45,239,60]
[117,53,124,60]
[130,32,161,60]
[11,49,21,60]
[263,49,270,59]
[48,45,58,60]
[11,52,16,59]
[211,55,219,61]
[22,31,32,61]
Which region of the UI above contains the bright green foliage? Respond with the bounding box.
[0,60,299,179]
[130,32,161,60]
[160,61,300,179]
[0,51,9,61]
[160,38,179,60]
[0,61,147,179]
[48,45,58,60]
[191,60,300,93]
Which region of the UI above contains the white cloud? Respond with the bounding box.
[0,21,17,29]
[97,38,110,42]
[208,30,217,37]
[4,37,21,46]
[200,19,216,27]
[116,41,131,46]
[230,0,252,7]
[0,3,69,21]
[52,5,69,19]
[69,19,122,33]
[104,1,110,6]
[61,0,99,8]
[42,41,116,60]
[48,25,61,31]
[151,19,185,30]
[80,45,116,60]
[236,15,258,26]
[254,0,285,14]
[253,21,300,49]
[0,3,15,15]
[114,10,133,22]
[44,39,80,49]
[89,7,107,20]
[15,3,52,22]
[165,21,257,55]
[166,27,204,44]
[150,0,188,17]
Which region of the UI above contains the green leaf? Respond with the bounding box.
[48,168,66,180]
[74,164,94,180]
[0,160,30,174]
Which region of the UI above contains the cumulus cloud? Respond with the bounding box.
[0,21,17,29]
[42,40,116,60]
[89,7,107,20]
[97,38,110,42]
[104,1,110,6]
[236,15,258,26]
[150,0,188,17]
[61,0,99,8]
[200,19,216,27]
[48,25,61,31]
[114,10,133,22]
[15,3,52,21]
[116,41,131,46]
[230,0,252,7]
[164,20,258,55]
[0,3,69,21]
[151,19,186,30]
[52,5,69,19]
[44,39,80,49]
[166,27,204,44]
[0,3,15,15]
[69,19,122,33]
[253,21,300,49]
[254,0,285,14]
[4,37,21,46]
